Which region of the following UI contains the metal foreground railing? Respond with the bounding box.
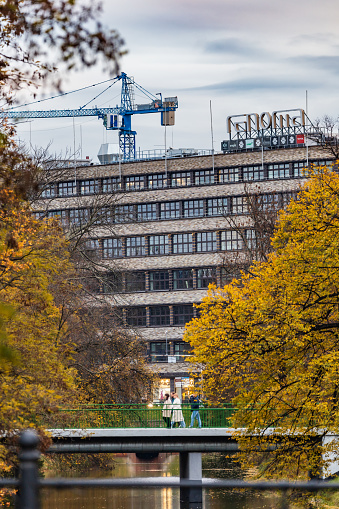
[42,404,236,429]
[2,431,339,509]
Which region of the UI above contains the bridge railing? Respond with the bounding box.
[41,404,236,429]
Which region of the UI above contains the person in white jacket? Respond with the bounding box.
[162,393,172,428]
[171,392,185,428]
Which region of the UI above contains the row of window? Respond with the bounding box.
[119,304,196,327]
[100,267,221,293]
[40,159,334,198]
[87,229,255,259]
[36,190,297,225]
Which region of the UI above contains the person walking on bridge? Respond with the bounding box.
[171,393,185,428]
[189,393,202,428]
[162,393,172,428]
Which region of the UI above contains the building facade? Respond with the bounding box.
[35,145,335,401]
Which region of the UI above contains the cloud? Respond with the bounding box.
[204,37,268,59]
[184,77,321,94]
[289,55,339,75]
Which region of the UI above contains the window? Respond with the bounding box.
[197,268,217,288]
[172,269,194,290]
[114,205,135,223]
[148,174,167,189]
[219,167,239,183]
[260,193,280,210]
[126,307,147,327]
[102,272,123,293]
[69,208,90,225]
[293,161,307,177]
[41,185,56,198]
[245,229,256,250]
[58,181,77,196]
[194,169,215,185]
[137,203,157,221]
[150,306,170,326]
[173,305,194,325]
[125,175,145,191]
[149,271,170,291]
[125,272,146,292]
[150,342,167,362]
[102,238,123,258]
[243,165,265,181]
[268,163,290,179]
[160,201,181,219]
[149,235,169,255]
[207,198,229,216]
[102,177,121,192]
[80,179,99,195]
[231,196,248,214]
[83,239,99,258]
[174,341,192,360]
[172,234,193,254]
[220,230,243,251]
[282,191,298,207]
[183,199,204,218]
[47,210,68,226]
[126,236,145,257]
[196,231,217,252]
[94,207,114,225]
[171,172,191,187]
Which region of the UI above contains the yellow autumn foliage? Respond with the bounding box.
[184,163,339,477]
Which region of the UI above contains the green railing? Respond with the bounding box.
[43,404,236,429]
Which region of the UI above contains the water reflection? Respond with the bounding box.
[41,453,278,509]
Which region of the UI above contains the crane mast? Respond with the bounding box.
[0,72,178,162]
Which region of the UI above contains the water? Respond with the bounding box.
[40,453,279,509]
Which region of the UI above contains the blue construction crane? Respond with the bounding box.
[0,72,178,161]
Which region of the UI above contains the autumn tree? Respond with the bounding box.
[0,144,79,472]
[184,162,339,478]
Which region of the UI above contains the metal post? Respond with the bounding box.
[179,452,202,509]
[17,430,40,509]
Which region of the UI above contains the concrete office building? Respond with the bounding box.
[34,142,336,401]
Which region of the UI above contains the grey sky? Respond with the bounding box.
[14,0,339,161]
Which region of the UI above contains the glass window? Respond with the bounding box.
[172,269,194,290]
[150,342,167,362]
[160,201,181,219]
[102,272,123,293]
[282,191,298,207]
[114,205,135,223]
[102,177,121,192]
[183,199,204,218]
[293,161,307,177]
[150,306,170,326]
[243,166,265,181]
[94,207,114,225]
[41,185,56,198]
[148,174,167,189]
[137,203,157,221]
[259,194,280,211]
[174,341,192,360]
[149,235,169,256]
[47,209,68,226]
[126,236,145,257]
[220,230,243,251]
[196,231,217,252]
[172,234,193,254]
[125,272,146,292]
[102,238,123,258]
[268,163,290,179]
[58,181,77,196]
[171,172,191,187]
[197,268,217,288]
[126,307,147,327]
[173,305,194,325]
[231,196,248,214]
[149,271,170,291]
[245,229,256,250]
[69,208,90,225]
[207,198,229,216]
[219,167,239,183]
[80,179,99,195]
[194,169,215,185]
[125,175,145,191]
